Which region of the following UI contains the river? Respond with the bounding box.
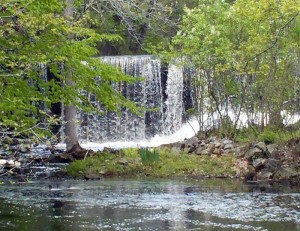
[0,178,299,231]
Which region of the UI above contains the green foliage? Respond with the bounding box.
[0,0,141,140]
[235,126,300,144]
[139,147,160,165]
[258,129,278,144]
[168,0,300,134]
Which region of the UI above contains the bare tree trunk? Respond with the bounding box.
[64,0,83,152]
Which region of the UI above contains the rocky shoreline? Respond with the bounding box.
[0,137,299,185]
[164,136,300,185]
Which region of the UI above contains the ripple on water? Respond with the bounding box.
[0,179,299,231]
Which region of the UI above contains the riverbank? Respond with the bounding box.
[0,135,299,186]
[63,136,299,185]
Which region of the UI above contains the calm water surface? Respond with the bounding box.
[0,178,299,231]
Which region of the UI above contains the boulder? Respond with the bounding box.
[274,166,299,180]
[224,143,234,151]
[199,141,206,147]
[245,147,262,159]
[195,146,204,155]
[234,143,250,158]
[257,171,273,180]
[212,148,221,155]
[183,136,199,148]
[271,150,286,161]
[252,158,266,170]
[202,143,215,155]
[214,141,222,148]
[263,158,281,173]
[267,144,278,154]
[245,146,268,161]
[255,142,267,153]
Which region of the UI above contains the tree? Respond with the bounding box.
[76,0,198,54]
[0,0,139,151]
[169,0,300,136]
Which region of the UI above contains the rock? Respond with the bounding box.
[263,158,281,173]
[271,150,286,161]
[48,153,74,163]
[267,144,278,154]
[0,159,6,166]
[195,147,204,155]
[253,158,281,175]
[187,146,197,153]
[210,136,217,142]
[84,173,101,180]
[222,139,233,145]
[224,143,234,151]
[202,144,215,155]
[255,142,267,153]
[199,141,206,147]
[246,146,268,161]
[234,143,250,158]
[274,166,299,180]
[116,158,129,165]
[212,148,221,155]
[214,141,222,148]
[7,160,14,167]
[257,171,273,180]
[183,136,199,148]
[244,171,257,181]
[252,158,266,170]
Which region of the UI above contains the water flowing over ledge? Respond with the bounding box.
[57,118,199,151]
[74,55,190,146]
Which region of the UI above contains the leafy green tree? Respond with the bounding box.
[78,0,198,54]
[170,0,300,136]
[0,0,139,151]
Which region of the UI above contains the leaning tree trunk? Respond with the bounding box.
[64,0,83,152]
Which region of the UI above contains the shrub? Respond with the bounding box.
[258,129,277,144]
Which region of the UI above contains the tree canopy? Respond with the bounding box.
[170,0,300,135]
[0,0,139,139]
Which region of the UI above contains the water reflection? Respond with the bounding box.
[0,179,299,231]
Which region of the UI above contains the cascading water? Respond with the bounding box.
[163,64,184,135]
[77,55,190,145]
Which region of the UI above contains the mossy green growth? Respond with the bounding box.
[66,148,236,178]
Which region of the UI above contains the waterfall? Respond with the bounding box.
[163,64,184,135]
[77,55,188,143]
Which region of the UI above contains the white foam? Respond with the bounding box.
[56,119,199,151]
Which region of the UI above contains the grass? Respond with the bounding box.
[66,147,236,178]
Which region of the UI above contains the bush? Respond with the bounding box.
[258,129,277,144]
